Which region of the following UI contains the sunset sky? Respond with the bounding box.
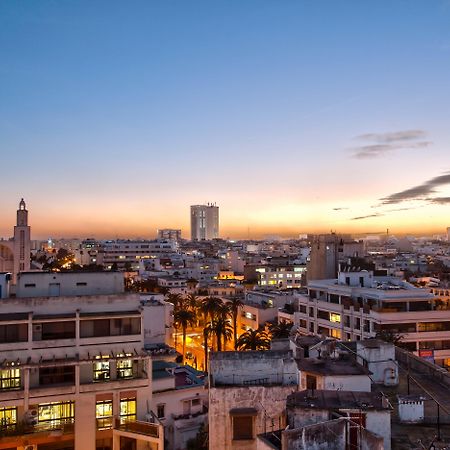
[1,1,449,239]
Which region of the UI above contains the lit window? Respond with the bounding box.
[286,274,293,278]
[96,400,113,429]
[330,329,341,339]
[330,313,341,323]
[93,356,110,381]
[278,274,284,279]
[245,312,254,320]
[38,401,75,426]
[0,407,17,429]
[117,354,133,379]
[120,398,136,424]
[260,281,267,286]
[0,366,21,390]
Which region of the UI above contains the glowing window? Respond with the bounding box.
[0,407,17,428]
[38,401,74,425]
[117,354,133,379]
[120,398,136,424]
[93,355,110,381]
[96,400,113,429]
[330,313,341,323]
[0,366,21,390]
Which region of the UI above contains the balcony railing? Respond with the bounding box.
[114,418,160,438]
[0,419,74,438]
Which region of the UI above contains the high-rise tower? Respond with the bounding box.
[190,203,219,241]
[13,198,31,282]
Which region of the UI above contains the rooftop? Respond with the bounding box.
[297,357,370,376]
[286,389,390,411]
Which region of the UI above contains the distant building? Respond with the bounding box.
[447,226,450,241]
[0,199,31,283]
[307,234,364,281]
[157,229,182,241]
[190,204,219,241]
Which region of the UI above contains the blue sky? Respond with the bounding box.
[1,1,449,238]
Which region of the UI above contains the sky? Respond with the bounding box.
[1,0,450,239]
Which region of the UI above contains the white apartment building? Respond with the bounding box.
[151,361,207,450]
[289,269,450,368]
[255,264,306,289]
[0,293,164,450]
[75,240,178,271]
[190,204,219,241]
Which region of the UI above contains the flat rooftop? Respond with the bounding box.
[286,389,390,411]
[297,357,370,376]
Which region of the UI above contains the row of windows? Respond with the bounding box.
[0,318,141,344]
[0,357,136,391]
[0,398,136,430]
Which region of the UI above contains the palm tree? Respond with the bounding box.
[200,296,223,325]
[227,297,244,350]
[167,292,183,310]
[202,326,213,373]
[185,293,199,312]
[236,328,271,351]
[269,320,294,339]
[174,308,196,364]
[208,315,233,351]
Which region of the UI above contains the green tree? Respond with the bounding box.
[227,297,244,350]
[269,320,293,339]
[174,308,196,364]
[236,328,271,351]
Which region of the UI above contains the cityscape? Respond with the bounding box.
[1,2,450,450]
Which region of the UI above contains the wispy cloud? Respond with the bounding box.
[333,207,349,211]
[429,196,450,204]
[350,129,431,159]
[380,171,450,205]
[350,213,383,221]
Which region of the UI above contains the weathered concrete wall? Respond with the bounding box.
[282,419,346,449]
[360,427,384,450]
[210,351,298,387]
[323,374,371,392]
[287,408,329,429]
[209,385,297,450]
[365,410,391,450]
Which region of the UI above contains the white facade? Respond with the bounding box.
[291,270,450,367]
[16,271,124,298]
[0,294,163,450]
[190,204,219,241]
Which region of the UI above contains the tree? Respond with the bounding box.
[186,293,199,312]
[207,315,232,351]
[375,329,403,346]
[202,325,213,373]
[227,297,244,350]
[236,328,271,351]
[200,296,223,325]
[269,320,293,339]
[167,293,183,310]
[174,308,196,364]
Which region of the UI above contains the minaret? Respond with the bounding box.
[13,198,31,283]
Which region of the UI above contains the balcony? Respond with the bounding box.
[113,418,164,450]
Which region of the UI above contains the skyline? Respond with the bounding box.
[1,1,450,238]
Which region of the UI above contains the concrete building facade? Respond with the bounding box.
[190,204,219,241]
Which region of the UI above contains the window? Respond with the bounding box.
[80,318,141,338]
[36,321,76,340]
[38,401,75,426]
[232,416,253,440]
[76,282,87,286]
[0,366,21,390]
[24,283,36,287]
[0,407,17,429]
[330,313,341,323]
[317,310,330,321]
[157,404,165,419]
[306,374,317,390]
[0,323,28,343]
[96,400,113,430]
[117,355,133,379]
[120,398,136,424]
[39,366,75,386]
[93,356,110,381]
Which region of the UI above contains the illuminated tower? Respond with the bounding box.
[13,198,31,282]
[190,203,219,240]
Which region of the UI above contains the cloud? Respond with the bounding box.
[356,130,426,143]
[350,213,383,221]
[380,172,450,205]
[350,129,431,159]
[333,207,349,211]
[429,197,450,204]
